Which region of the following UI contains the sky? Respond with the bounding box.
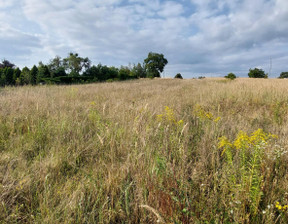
[1,0,288,78]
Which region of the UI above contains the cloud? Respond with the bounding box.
[0,0,287,77]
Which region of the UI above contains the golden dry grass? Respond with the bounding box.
[1,78,288,223]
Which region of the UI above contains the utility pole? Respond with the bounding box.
[269,57,272,77]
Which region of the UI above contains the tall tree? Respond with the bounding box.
[63,52,91,76]
[5,67,14,85]
[13,67,21,84]
[144,52,168,78]
[0,68,5,86]
[118,66,131,80]
[30,65,38,85]
[131,63,146,78]
[48,56,65,77]
[20,67,30,85]
[38,63,51,81]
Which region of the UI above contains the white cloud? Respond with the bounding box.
[0,0,287,77]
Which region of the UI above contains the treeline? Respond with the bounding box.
[0,52,168,86]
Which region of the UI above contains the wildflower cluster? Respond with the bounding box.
[275,201,288,211]
[157,106,184,127]
[218,129,278,217]
[218,129,277,155]
[194,104,220,123]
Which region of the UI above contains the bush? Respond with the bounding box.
[174,73,183,79]
[225,73,236,80]
[248,68,268,78]
[279,72,288,79]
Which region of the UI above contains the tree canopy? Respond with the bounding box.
[63,53,91,75]
[248,68,267,78]
[279,72,288,79]
[1,52,169,86]
[144,52,168,78]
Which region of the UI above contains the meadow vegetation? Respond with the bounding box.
[1,78,288,223]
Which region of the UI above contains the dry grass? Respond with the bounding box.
[1,78,288,223]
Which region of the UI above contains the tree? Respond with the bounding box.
[5,67,14,85]
[20,67,30,85]
[84,65,100,79]
[248,68,267,78]
[0,68,5,86]
[144,52,168,78]
[30,65,38,85]
[38,64,51,82]
[48,56,65,77]
[63,52,91,76]
[13,68,21,85]
[174,73,183,79]
[0,59,15,69]
[225,73,236,80]
[54,67,67,77]
[131,63,146,78]
[279,72,288,79]
[118,66,131,80]
[107,66,119,80]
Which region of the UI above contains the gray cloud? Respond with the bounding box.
[0,0,287,77]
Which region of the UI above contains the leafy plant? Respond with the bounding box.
[218,129,277,221]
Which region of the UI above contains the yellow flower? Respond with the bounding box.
[214,117,221,123]
[233,131,250,150]
[157,114,163,122]
[218,136,233,156]
[177,120,184,126]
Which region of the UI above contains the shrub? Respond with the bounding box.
[174,73,183,79]
[225,73,236,80]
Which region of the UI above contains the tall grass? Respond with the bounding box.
[1,78,288,223]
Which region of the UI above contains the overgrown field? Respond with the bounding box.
[1,78,288,223]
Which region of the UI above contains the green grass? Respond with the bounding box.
[1,78,288,223]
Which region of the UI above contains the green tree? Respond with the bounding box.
[248,68,267,78]
[118,66,131,80]
[107,66,119,80]
[144,52,168,78]
[84,65,100,80]
[5,67,14,85]
[48,56,65,77]
[174,73,183,79]
[131,63,146,78]
[54,67,67,77]
[38,64,51,83]
[63,52,91,76]
[30,65,38,85]
[99,65,110,81]
[20,67,30,85]
[0,68,5,86]
[13,68,21,85]
[278,72,288,79]
[225,73,236,80]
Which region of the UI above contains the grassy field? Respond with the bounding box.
[1,78,288,223]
